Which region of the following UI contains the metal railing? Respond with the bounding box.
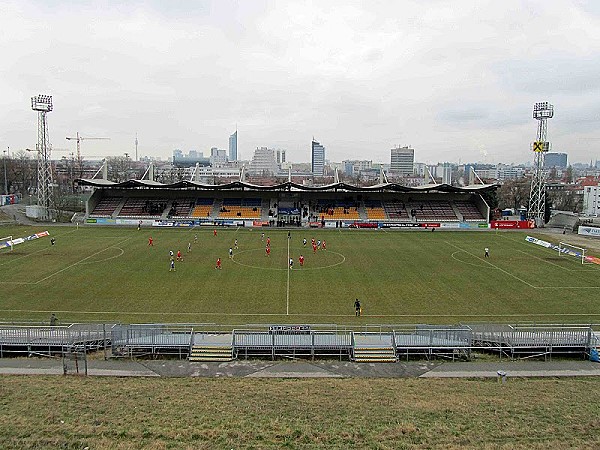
[0,322,597,361]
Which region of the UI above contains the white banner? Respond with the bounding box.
[578,226,600,237]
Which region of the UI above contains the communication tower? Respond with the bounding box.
[31,94,54,220]
[527,102,554,224]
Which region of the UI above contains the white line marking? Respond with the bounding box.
[0,229,79,267]
[445,241,537,288]
[286,236,290,315]
[445,241,600,290]
[515,249,584,272]
[3,309,600,318]
[33,236,134,284]
[230,248,345,271]
[450,251,495,269]
[78,247,125,265]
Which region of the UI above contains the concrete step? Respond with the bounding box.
[189,345,233,362]
[354,357,397,363]
[353,346,396,363]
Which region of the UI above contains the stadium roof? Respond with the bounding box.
[75,179,497,193]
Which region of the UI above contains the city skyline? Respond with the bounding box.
[2,1,600,165]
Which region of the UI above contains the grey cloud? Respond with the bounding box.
[495,56,600,95]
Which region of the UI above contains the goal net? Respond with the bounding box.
[0,236,13,252]
[559,242,592,265]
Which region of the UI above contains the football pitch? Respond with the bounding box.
[1,225,600,325]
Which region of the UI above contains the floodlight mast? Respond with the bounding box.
[527,102,554,225]
[31,94,54,220]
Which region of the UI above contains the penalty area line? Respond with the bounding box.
[33,236,134,285]
[445,241,538,289]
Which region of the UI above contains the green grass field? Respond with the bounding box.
[1,225,600,324]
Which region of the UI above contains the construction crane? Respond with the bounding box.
[66,132,110,178]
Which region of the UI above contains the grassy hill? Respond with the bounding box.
[1,375,599,449]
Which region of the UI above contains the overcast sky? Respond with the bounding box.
[1,0,600,165]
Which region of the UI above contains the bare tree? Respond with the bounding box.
[106,156,131,182]
[497,179,530,211]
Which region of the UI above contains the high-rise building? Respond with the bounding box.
[229,130,238,161]
[442,163,452,185]
[210,147,228,166]
[172,149,210,167]
[543,152,568,169]
[342,160,373,176]
[276,149,286,165]
[311,139,325,176]
[390,146,415,175]
[248,147,278,175]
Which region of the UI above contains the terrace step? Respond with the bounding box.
[189,345,233,362]
[353,346,397,363]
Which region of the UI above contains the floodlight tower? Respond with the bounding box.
[527,101,554,224]
[31,94,54,220]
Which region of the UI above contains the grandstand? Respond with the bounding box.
[77,179,494,227]
[89,197,122,218]
[190,198,214,218]
[218,198,262,219]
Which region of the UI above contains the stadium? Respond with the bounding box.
[2,176,600,364]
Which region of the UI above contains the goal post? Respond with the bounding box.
[559,242,592,265]
[0,236,13,252]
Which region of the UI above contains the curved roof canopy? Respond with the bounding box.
[75,178,497,193]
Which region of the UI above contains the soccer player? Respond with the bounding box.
[229,247,233,259]
[214,229,218,237]
[148,237,153,246]
[289,258,294,269]
[50,238,56,246]
[194,234,198,244]
[176,250,183,261]
[170,259,175,272]
[312,243,317,254]
[303,238,307,247]
[169,250,174,259]
[266,237,271,247]
[299,254,304,267]
[265,246,271,257]
[215,258,222,269]
[354,299,361,317]
[322,240,326,250]
[484,247,490,258]
[187,242,191,253]
[261,232,265,241]
[317,239,321,249]
[234,239,238,250]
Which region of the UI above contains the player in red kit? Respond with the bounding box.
[322,240,326,250]
[312,243,317,254]
[265,246,271,257]
[213,229,218,237]
[299,255,304,266]
[148,237,153,246]
[266,237,271,247]
[215,258,222,269]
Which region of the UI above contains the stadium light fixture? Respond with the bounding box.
[31,95,53,112]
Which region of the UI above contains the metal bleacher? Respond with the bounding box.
[2,323,593,362]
